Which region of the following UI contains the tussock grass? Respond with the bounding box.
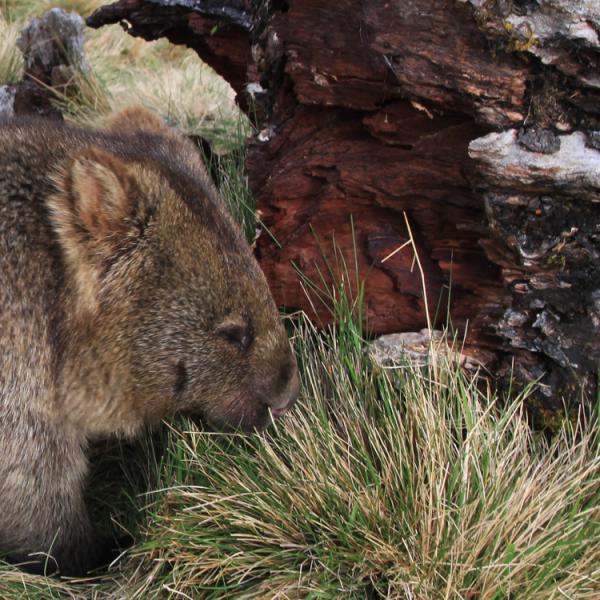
[54,24,244,148]
[204,122,257,242]
[3,278,590,598]
[101,47,240,140]
[2,0,105,21]
[0,14,23,84]
[107,314,598,599]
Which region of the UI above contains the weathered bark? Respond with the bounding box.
[88,0,252,106]
[88,0,600,412]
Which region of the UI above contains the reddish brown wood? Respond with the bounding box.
[272,1,528,126]
[248,102,507,338]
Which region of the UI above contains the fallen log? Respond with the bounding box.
[88,0,600,414]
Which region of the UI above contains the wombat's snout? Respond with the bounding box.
[268,368,300,419]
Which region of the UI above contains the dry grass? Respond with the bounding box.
[91,35,241,144]
[0,13,23,84]
[3,0,105,19]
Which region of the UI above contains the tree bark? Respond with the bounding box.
[89,0,600,413]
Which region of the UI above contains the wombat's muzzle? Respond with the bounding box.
[268,368,300,419]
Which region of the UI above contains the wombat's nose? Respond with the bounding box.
[269,369,300,418]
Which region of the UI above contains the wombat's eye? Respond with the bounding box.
[216,322,253,352]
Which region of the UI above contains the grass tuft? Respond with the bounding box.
[0,13,24,85]
[110,314,599,599]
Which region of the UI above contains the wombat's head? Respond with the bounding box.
[49,109,299,433]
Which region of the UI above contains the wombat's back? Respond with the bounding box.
[0,122,111,411]
[0,123,71,419]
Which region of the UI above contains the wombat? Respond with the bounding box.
[0,107,299,576]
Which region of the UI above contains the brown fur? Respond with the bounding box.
[0,107,299,576]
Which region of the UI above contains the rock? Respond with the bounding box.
[369,329,493,372]
[0,86,15,119]
[17,8,89,87]
[5,8,90,120]
[370,330,444,368]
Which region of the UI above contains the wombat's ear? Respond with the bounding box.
[58,147,137,244]
[49,148,141,314]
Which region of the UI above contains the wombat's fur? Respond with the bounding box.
[0,107,299,576]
